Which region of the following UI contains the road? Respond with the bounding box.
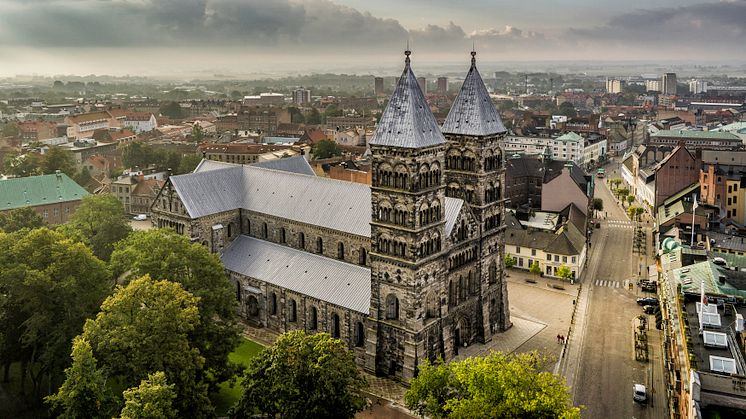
[572,159,667,418]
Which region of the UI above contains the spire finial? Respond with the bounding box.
[405,41,411,66]
[471,45,476,67]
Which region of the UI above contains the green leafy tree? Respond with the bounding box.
[158,101,185,119]
[119,371,177,419]
[288,107,305,124]
[83,275,211,417]
[177,153,203,175]
[504,254,516,269]
[191,124,204,142]
[306,107,322,125]
[556,264,573,281]
[558,102,577,118]
[591,198,603,217]
[312,139,341,159]
[0,228,111,401]
[626,195,635,207]
[529,261,541,276]
[0,207,46,232]
[110,229,240,389]
[1,122,19,138]
[121,142,151,170]
[46,337,116,419]
[232,331,367,419]
[616,188,629,202]
[75,166,93,186]
[628,206,644,221]
[68,194,132,261]
[405,352,580,419]
[3,153,42,177]
[42,146,76,177]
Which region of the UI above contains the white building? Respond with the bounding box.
[124,112,158,133]
[292,88,311,105]
[646,79,661,92]
[689,80,708,94]
[501,132,605,167]
[606,78,624,94]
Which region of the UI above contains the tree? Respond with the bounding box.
[628,206,645,221]
[68,194,132,261]
[558,102,577,118]
[232,331,367,419]
[75,166,93,186]
[616,188,629,201]
[42,146,76,177]
[158,101,185,119]
[405,352,580,419]
[1,121,19,138]
[177,153,202,175]
[504,254,516,269]
[556,265,573,281]
[46,337,116,419]
[83,275,211,417]
[529,261,541,276]
[109,229,240,389]
[626,195,635,207]
[121,142,150,170]
[591,198,603,217]
[191,123,204,142]
[312,139,341,159]
[0,228,111,401]
[0,207,46,232]
[3,153,42,177]
[119,371,177,419]
[306,107,322,125]
[288,107,305,124]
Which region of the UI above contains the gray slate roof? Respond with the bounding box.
[368,52,445,149]
[253,155,316,177]
[505,222,585,256]
[222,236,371,314]
[442,52,506,136]
[170,164,464,238]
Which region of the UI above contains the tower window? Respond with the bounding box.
[355,322,365,347]
[385,294,399,320]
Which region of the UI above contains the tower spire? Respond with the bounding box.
[471,48,476,67]
[405,41,411,66]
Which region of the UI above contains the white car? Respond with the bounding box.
[633,384,647,404]
[133,214,147,221]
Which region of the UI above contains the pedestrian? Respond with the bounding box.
[557,334,561,344]
[561,335,566,344]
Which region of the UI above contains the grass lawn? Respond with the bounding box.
[212,337,264,416]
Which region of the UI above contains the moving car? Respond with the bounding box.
[633,384,648,404]
[636,297,659,306]
[133,214,147,221]
[643,305,657,314]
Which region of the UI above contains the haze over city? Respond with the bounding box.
[1,0,746,77]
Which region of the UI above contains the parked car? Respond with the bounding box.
[636,297,659,306]
[633,384,648,404]
[133,214,147,221]
[643,305,657,314]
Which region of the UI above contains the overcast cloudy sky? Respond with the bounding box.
[0,0,744,77]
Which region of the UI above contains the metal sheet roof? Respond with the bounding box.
[0,172,88,211]
[169,165,464,239]
[442,52,506,136]
[222,235,371,314]
[252,155,316,176]
[368,51,445,149]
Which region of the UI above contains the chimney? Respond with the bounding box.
[167,168,172,179]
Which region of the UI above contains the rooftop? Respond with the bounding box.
[651,129,741,141]
[0,172,88,211]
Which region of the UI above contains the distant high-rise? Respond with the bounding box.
[662,73,677,95]
[605,78,623,94]
[374,77,384,96]
[291,87,311,105]
[645,79,661,92]
[689,79,708,94]
[416,76,427,94]
[437,77,448,94]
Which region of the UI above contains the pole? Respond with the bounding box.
[690,194,698,248]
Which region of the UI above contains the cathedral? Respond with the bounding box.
[150,50,510,382]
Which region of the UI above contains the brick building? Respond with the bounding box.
[0,172,88,225]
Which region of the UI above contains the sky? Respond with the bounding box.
[0,0,745,77]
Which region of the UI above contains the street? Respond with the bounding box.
[571,160,668,418]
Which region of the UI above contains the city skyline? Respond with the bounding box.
[0,0,745,77]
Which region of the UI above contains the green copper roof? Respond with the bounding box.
[555,132,583,142]
[0,173,88,211]
[651,129,740,141]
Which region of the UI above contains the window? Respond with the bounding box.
[728,185,733,193]
[235,281,241,302]
[43,210,48,218]
[262,222,268,238]
[227,223,232,238]
[488,261,497,284]
[554,255,559,262]
[310,307,318,330]
[298,232,305,248]
[359,247,367,265]
[531,249,536,256]
[546,254,551,261]
[338,242,345,260]
[728,198,732,205]
[518,258,523,267]
[316,237,324,253]
[386,294,399,320]
[355,322,365,347]
[280,228,286,243]
[332,313,340,338]
[734,209,738,217]
[572,256,576,263]
[270,293,277,315]
[516,246,521,253]
[734,196,738,204]
[562,256,567,263]
[289,299,297,322]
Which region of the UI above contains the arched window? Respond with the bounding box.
[262,222,268,238]
[425,293,439,319]
[235,280,241,302]
[227,223,232,238]
[316,237,324,254]
[459,276,467,301]
[298,232,305,249]
[385,294,399,320]
[355,322,365,347]
[310,306,318,330]
[246,218,251,235]
[270,292,277,315]
[449,280,456,306]
[338,242,345,260]
[359,247,367,265]
[289,299,297,322]
[332,313,341,338]
[280,228,286,243]
[489,261,497,284]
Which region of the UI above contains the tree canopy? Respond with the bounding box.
[231,331,367,419]
[0,228,111,401]
[0,207,46,232]
[46,337,116,419]
[504,254,516,269]
[312,139,341,160]
[82,275,211,417]
[119,371,177,419]
[529,261,541,276]
[405,352,580,419]
[177,153,202,175]
[110,229,240,388]
[67,194,132,261]
[556,265,574,281]
[159,101,185,119]
[42,146,76,177]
